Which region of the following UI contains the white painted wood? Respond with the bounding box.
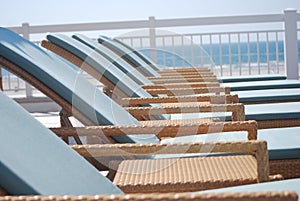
[284,8,299,79]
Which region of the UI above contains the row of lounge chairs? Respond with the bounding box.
[0,27,299,200]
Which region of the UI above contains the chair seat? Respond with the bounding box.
[245,102,300,120]
[219,75,286,83]
[224,80,300,91]
[237,88,300,103]
[113,155,258,193]
[171,102,300,122]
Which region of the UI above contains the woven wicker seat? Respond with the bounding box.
[2,89,289,199]
[114,155,258,193]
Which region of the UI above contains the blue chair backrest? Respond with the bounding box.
[72,34,153,86]
[98,35,161,77]
[113,37,161,71]
[0,91,123,195]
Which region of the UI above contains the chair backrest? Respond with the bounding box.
[98,35,161,77]
[0,27,159,144]
[72,34,153,86]
[46,34,169,121]
[0,91,123,195]
[113,37,161,71]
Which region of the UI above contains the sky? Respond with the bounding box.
[2,0,300,27]
[1,0,300,39]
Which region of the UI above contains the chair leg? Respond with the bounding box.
[0,67,3,91]
[59,109,83,145]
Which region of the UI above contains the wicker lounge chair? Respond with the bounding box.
[0,90,270,194]
[0,97,296,198]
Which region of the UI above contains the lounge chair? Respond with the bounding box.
[0,92,296,197]
[0,90,269,194]
[41,33,300,128]
[0,91,121,195]
[0,96,296,201]
[0,27,297,182]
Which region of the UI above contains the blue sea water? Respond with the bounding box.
[141,41,300,68]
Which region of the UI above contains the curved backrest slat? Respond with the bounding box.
[0,91,123,195]
[98,35,161,77]
[73,34,153,86]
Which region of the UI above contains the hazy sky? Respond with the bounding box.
[2,0,300,27]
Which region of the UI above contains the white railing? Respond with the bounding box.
[3,8,300,97]
[117,30,288,77]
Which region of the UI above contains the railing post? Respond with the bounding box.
[22,22,33,97]
[284,8,299,79]
[0,66,2,91]
[149,16,157,63]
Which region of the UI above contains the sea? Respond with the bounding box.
[141,40,300,68]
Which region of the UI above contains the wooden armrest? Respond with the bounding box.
[151,77,218,84]
[160,68,211,73]
[159,71,215,76]
[147,74,217,80]
[141,82,220,89]
[124,103,245,121]
[145,86,230,95]
[51,120,257,141]
[118,94,238,106]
